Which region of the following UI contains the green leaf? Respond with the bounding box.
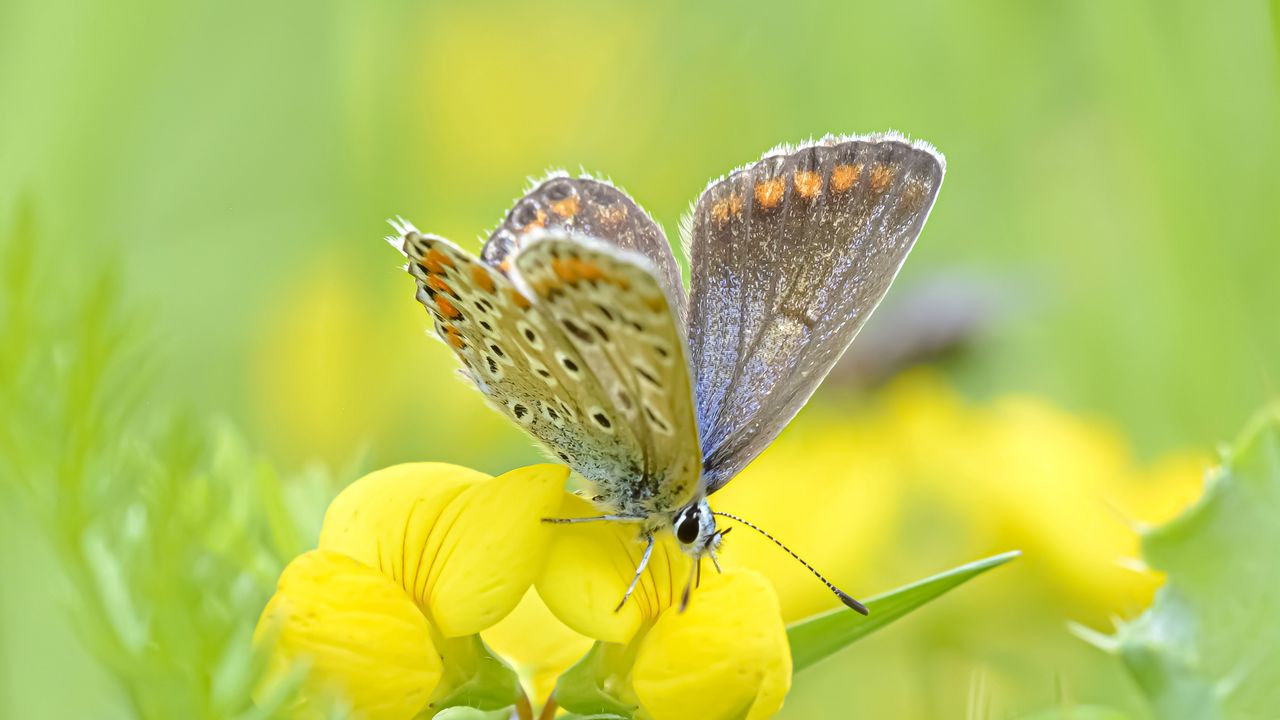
[428,634,524,714]
[1108,405,1280,719]
[431,707,515,720]
[553,641,639,719]
[787,550,1021,672]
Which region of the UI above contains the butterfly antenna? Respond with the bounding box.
[713,511,870,615]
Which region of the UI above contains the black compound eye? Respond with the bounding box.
[675,510,700,544]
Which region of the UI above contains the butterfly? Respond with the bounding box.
[390,133,944,613]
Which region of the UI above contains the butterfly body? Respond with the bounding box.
[393,133,944,609]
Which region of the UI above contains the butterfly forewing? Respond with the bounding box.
[480,176,686,324]
[514,234,702,515]
[397,230,650,489]
[687,135,945,492]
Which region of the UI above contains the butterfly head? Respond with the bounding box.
[672,498,726,558]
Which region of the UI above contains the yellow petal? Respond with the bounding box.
[481,587,593,703]
[537,494,691,644]
[319,461,484,581]
[254,549,442,720]
[1118,450,1211,527]
[422,463,569,636]
[320,462,566,636]
[631,569,791,720]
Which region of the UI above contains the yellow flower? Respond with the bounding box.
[718,369,1209,625]
[254,462,566,719]
[482,588,593,704]
[711,409,901,622]
[251,252,534,470]
[537,495,792,720]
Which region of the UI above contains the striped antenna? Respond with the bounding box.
[713,511,870,615]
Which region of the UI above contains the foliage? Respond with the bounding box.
[553,643,639,718]
[0,203,333,718]
[1103,406,1280,719]
[787,551,1020,672]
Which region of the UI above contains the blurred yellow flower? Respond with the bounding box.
[252,251,532,469]
[718,369,1209,626]
[254,462,566,719]
[538,494,792,720]
[710,411,902,622]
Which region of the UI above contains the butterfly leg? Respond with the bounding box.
[541,514,644,524]
[679,555,702,612]
[615,533,655,612]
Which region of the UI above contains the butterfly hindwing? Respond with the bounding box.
[514,233,702,515]
[397,229,650,490]
[686,134,945,492]
[480,175,686,324]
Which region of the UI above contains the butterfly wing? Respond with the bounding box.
[479,175,686,324]
[514,233,702,515]
[686,134,945,492]
[395,227,651,494]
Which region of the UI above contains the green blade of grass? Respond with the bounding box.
[788,550,1021,672]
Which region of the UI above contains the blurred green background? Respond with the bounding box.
[1,0,1277,718]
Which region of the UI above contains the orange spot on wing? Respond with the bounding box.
[793,170,823,198]
[426,276,453,295]
[552,258,578,283]
[754,177,785,209]
[522,209,548,232]
[575,259,604,281]
[435,295,462,319]
[711,200,730,222]
[470,265,495,293]
[711,194,744,223]
[550,195,580,218]
[870,164,894,193]
[444,327,466,350]
[508,288,531,309]
[831,164,863,192]
[424,249,455,274]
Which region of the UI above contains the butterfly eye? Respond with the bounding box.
[675,508,701,545]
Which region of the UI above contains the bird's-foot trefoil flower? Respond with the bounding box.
[251,435,1028,718]
[538,494,792,720]
[254,462,566,719]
